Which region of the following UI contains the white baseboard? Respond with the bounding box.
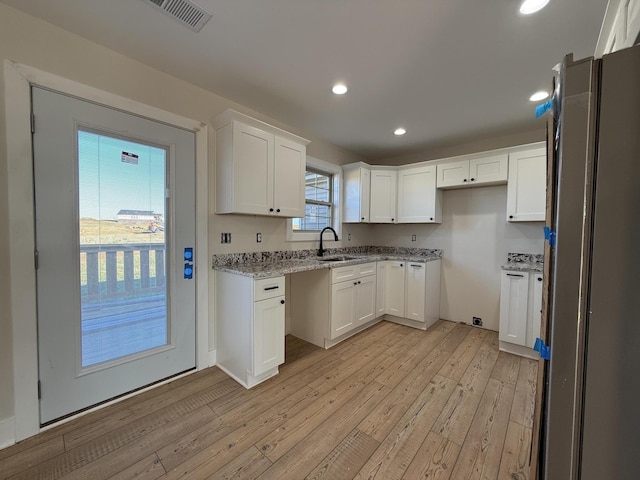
[207,349,217,367]
[0,416,16,450]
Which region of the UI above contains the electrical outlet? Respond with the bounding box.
[227,233,231,243]
[472,317,483,326]
[220,233,231,244]
[256,233,262,243]
[411,234,417,241]
[348,233,352,241]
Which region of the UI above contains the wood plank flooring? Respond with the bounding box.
[0,320,538,480]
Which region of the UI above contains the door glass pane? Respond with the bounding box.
[78,129,168,368]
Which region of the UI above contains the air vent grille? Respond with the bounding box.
[142,0,212,32]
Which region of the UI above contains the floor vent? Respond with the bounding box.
[142,0,212,32]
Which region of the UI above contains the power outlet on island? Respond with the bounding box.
[472,316,483,327]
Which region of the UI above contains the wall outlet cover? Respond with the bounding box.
[472,317,483,326]
[256,233,262,243]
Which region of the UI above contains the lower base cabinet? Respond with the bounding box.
[376,259,441,329]
[291,263,377,348]
[499,270,543,357]
[216,272,285,388]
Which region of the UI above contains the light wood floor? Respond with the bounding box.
[0,320,537,480]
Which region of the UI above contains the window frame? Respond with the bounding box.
[287,156,342,242]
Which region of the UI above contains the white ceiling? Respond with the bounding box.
[2,0,609,159]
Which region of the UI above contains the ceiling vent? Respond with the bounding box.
[142,0,212,32]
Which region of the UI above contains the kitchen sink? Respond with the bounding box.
[317,255,359,262]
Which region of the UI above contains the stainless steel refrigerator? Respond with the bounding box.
[542,44,640,479]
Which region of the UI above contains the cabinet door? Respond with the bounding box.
[499,271,530,346]
[530,273,543,348]
[507,148,546,221]
[386,262,406,317]
[397,165,440,223]
[343,166,370,223]
[253,296,285,376]
[330,281,356,339]
[355,275,377,325]
[376,262,387,317]
[274,137,306,217]
[436,160,469,188]
[405,263,426,322]
[469,153,508,185]
[360,169,371,223]
[370,170,397,223]
[232,122,274,215]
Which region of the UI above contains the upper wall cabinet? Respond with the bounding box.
[214,110,309,217]
[369,169,398,223]
[436,153,508,189]
[397,165,442,223]
[596,0,640,55]
[506,147,546,222]
[343,164,371,223]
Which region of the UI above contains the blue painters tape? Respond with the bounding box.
[544,226,556,248]
[534,337,550,360]
[535,99,553,118]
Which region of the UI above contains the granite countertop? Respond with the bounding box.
[213,247,442,279]
[501,253,544,273]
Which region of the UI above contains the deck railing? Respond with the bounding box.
[80,243,165,300]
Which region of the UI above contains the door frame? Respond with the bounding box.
[4,60,209,442]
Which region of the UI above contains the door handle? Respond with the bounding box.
[264,286,280,291]
[506,273,524,277]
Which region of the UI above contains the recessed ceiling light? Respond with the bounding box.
[519,0,550,15]
[332,83,348,95]
[529,91,549,102]
[394,127,407,136]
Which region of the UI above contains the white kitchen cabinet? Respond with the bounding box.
[330,280,356,338]
[499,271,529,346]
[596,0,640,55]
[436,154,508,189]
[343,164,371,223]
[253,295,286,376]
[215,110,308,217]
[499,269,544,358]
[290,262,378,348]
[273,137,307,217]
[405,263,426,321]
[397,165,442,223]
[330,264,377,340]
[216,272,285,388]
[506,147,546,222]
[376,259,441,329]
[375,262,387,316]
[369,169,397,223]
[385,261,406,317]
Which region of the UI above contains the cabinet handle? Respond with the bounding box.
[410,264,423,268]
[358,281,361,284]
[280,299,285,304]
[463,178,468,182]
[470,177,476,181]
[264,285,280,291]
[430,217,434,221]
[509,215,514,219]
[400,263,403,267]
[276,208,281,213]
[506,273,524,277]
[391,218,395,222]
[354,282,358,285]
[269,208,274,212]
[361,217,365,220]
[537,277,543,282]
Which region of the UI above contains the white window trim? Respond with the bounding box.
[287,156,342,242]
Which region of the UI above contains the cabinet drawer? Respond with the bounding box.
[254,276,285,301]
[331,262,376,284]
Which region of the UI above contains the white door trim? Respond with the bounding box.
[4,60,209,442]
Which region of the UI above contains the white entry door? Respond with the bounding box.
[32,87,196,424]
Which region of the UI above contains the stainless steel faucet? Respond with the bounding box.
[318,226,338,257]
